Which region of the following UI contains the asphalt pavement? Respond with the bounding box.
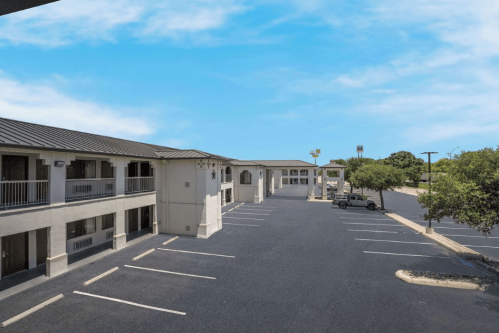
[0,185,498,332]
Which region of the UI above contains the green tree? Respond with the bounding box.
[344,157,376,193]
[417,147,499,234]
[350,164,405,210]
[432,158,451,173]
[405,165,425,187]
[383,151,425,170]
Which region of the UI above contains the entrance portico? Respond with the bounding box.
[320,161,346,200]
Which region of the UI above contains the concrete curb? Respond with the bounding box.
[385,213,483,260]
[395,270,489,290]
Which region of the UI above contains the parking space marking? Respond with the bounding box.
[1,294,64,328]
[336,213,384,216]
[222,212,226,215]
[431,226,473,230]
[224,223,260,227]
[343,223,405,227]
[440,234,499,239]
[132,249,155,261]
[124,265,216,279]
[228,212,270,216]
[162,236,179,246]
[223,216,265,221]
[355,239,436,245]
[73,291,186,315]
[228,208,235,211]
[235,208,273,212]
[364,251,451,258]
[157,248,235,258]
[242,206,276,209]
[463,245,499,249]
[348,229,398,233]
[340,217,393,220]
[83,267,119,286]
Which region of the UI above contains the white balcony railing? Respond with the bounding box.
[0,180,49,208]
[125,177,154,194]
[66,178,115,201]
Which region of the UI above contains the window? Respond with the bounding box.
[282,170,288,176]
[101,161,114,178]
[102,213,114,230]
[290,170,298,176]
[67,160,96,179]
[300,169,308,176]
[282,178,289,184]
[300,178,308,184]
[67,217,96,240]
[240,170,252,184]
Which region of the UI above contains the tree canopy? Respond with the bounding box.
[343,157,376,192]
[383,151,425,169]
[417,147,499,234]
[350,163,405,210]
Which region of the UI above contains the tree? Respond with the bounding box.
[344,157,375,193]
[432,158,451,173]
[350,164,405,210]
[405,164,425,187]
[383,151,425,170]
[417,147,499,234]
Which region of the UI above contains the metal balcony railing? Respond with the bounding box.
[125,177,154,194]
[66,178,115,201]
[0,180,49,208]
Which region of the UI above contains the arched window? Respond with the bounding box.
[240,170,252,184]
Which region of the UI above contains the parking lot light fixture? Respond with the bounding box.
[421,152,438,231]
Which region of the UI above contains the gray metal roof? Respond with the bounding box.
[0,118,229,160]
[320,162,346,168]
[224,160,262,166]
[248,160,317,168]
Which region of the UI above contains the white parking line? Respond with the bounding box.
[222,212,226,215]
[1,294,64,328]
[340,217,392,220]
[242,206,276,209]
[462,245,499,249]
[227,212,270,216]
[223,217,265,221]
[336,213,383,216]
[355,239,435,245]
[124,265,216,279]
[440,234,499,239]
[348,229,398,233]
[83,267,119,286]
[343,223,404,227]
[235,208,273,212]
[157,248,235,258]
[224,223,260,227]
[431,227,473,230]
[73,291,186,315]
[364,251,451,258]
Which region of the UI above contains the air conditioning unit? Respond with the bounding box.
[73,238,92,251]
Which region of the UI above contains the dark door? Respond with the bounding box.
[128,162,138,177]
[141,206,150,229]
[1,232,28,278]
[2,156,28,206]
[128,209,138,233]
[36,228,48,266]
[140,162,150,177]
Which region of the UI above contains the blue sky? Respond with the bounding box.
[0,0,498,166]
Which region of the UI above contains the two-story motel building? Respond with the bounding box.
[0,118,317,281]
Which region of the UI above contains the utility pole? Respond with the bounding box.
[448,146,459,160]
[421,152,438,234]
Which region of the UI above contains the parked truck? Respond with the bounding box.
[332,193,377,210]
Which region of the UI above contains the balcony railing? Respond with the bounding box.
[66,178,115,201]
[224,174,232,183]
[0,180,49,208]
[125,177,154,194]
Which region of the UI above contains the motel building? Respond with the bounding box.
[0,118,318,282]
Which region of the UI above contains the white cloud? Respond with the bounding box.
[0,0,246,46]
[0,72,154,138]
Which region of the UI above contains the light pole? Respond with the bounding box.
[421,152,438,233]
[448,146,459,160]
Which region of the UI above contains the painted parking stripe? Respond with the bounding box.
[157,248,235,258]
[364,251,451,258]
[440,234,499,239]
[336,213,383,216]
[235,208,273,212]
[223,217,265,221]
[224,223,260,227]
[355,239,435,245]
[431,227,473,230]
[222,212,226,215]
[242,206,276,209]
[348,229,398,234]
[124,265,216,279]
[83,267,119,286]
[343,223,404,227]
[340,217,392,220]
[133,249,155,261]
[162,236,179,246]
[227,212,270,216]
[462,245,499,249]
[1,294,64,328]
[73,291,186,315]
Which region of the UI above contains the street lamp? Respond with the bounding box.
[421,152,438,233]
[448,146,459,160]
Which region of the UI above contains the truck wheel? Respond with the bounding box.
[339,202,347,209]
[367,203,375,211]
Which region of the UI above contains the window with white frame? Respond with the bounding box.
[240,170,252,184]
[102,213,114,230]
[67,217,96,240]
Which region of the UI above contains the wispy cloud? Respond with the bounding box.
[0,71,154,138]
[0,0,247,46]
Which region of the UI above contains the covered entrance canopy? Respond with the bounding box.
[320,161,346,200]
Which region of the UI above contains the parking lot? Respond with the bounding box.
[0,186,498,332]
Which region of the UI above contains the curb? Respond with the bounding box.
[395,270,490,290]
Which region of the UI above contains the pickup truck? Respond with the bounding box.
[332,194,377,210]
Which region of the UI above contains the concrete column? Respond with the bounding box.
[231,188,235,203]
[28,230,37,269]
[46,221,68,278]
[114,209,126,250]
[49,153,67,205]
[217,164,222,231]
[307,168,314,200]
[339,169,345,195]
[278,170,283,189]
[96,159,102,179]
[322,168,328,200]
[221,189,226,206]
[114,158,127,196]
[270,170,275,194]
[0,237,2,280]
[137,207,142,232]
